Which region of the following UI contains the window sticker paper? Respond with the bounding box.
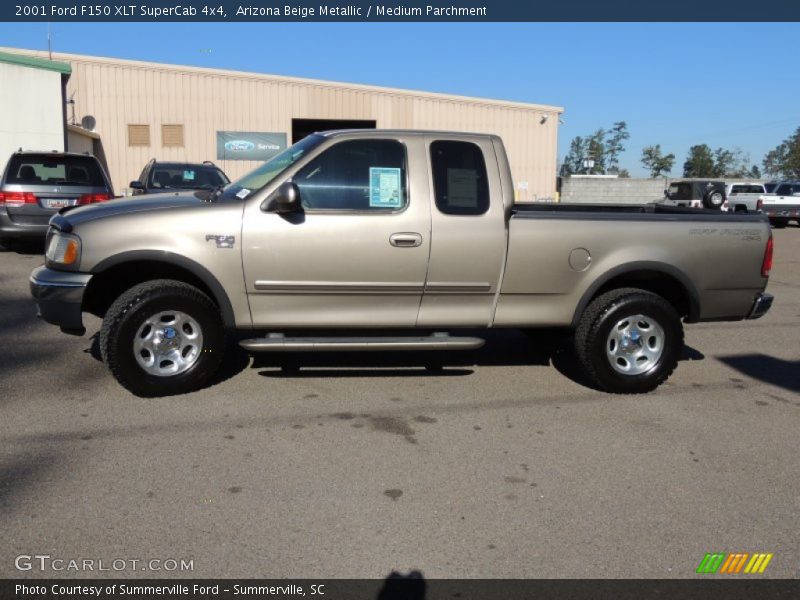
[369,167,402,208]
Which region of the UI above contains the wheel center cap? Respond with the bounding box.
[622,330,642,354]
[163,327,177,339]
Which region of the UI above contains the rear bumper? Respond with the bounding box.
[762,204,800,219]
[747,292,774,320]
[29,265,92,335]
[0,208,49,239]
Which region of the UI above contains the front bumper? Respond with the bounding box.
[29,265,92,335]
[747,292,774,320]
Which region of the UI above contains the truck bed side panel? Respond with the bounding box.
[496,211,770,326]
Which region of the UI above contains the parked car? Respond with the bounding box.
[722,182,766,213]
[764,182,779,193]
[758,181,800,228]
[129,160,229,195]
[0,150,113,247]
[662,180,726,209]
[31,130,773,397]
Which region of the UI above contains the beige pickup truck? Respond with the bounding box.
[30,130,774,397]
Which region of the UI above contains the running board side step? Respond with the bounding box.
[239,333,485,352]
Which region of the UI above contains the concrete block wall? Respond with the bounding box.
[559,177,767,205]
[559,177,667,205]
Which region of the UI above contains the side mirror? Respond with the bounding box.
[129,180,144,190]
[267,181,302,214]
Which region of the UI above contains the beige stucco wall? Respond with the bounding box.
[2,48,562,201]
[0,61,64,165]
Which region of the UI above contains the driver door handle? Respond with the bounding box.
[389,232,423,248]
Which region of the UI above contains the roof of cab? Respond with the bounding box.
[318,129,501,141]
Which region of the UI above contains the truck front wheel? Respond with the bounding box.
[575,288,683,393]
[99,280,225,397]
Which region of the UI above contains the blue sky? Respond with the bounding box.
[1,22,798,177]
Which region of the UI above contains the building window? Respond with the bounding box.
[294,139,407,211]
[127,124,150,146]
[430,140,490,216]
[161,124,184,148]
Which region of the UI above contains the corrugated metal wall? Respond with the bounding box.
[5,49,562,201]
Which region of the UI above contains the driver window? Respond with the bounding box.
[293,139,407,211]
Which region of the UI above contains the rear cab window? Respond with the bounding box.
[730,185,764,195]
[773,184,800,196]
[5,154,106,187]
[430,140,490,215]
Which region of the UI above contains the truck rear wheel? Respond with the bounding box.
[575,288,683,394]
[99,279,225,397]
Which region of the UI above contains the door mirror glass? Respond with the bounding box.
[129,180,144,189]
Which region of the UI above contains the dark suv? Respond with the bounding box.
[129,160,229,195]
[0,151,114,246]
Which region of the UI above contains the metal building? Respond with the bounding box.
[1,47,562,201]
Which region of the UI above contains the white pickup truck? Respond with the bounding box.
[722,183,765,214]
[759,181,800,227]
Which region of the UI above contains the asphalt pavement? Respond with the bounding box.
[1,228,798,579]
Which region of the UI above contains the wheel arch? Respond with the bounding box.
[84,251,236,328]
[571,262,700,328]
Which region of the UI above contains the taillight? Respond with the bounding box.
[0,191,37,206]
[761,234,773,278]
[77,193,111,205]
[756,198,763,211]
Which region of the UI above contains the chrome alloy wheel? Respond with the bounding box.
[606,313,665,375]
[133,311,204,377]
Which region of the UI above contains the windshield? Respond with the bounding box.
[148,165,229,190]
[219,134,325,200]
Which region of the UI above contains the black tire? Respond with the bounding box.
[574,288,683,394]
[703,190,724,209]
[99,279,225,397]
[0,238,11,251]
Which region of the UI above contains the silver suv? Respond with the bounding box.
[0,150,114,247]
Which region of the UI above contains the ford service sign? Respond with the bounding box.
[217,132,286,161]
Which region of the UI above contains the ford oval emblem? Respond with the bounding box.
[224,140,255,152]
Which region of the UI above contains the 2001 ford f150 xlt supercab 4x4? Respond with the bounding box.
[30,130,774,397]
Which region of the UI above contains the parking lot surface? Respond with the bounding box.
[1,229,798,579]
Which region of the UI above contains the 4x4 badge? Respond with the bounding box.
[205,235,235,249]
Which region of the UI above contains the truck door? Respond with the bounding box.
[241,135,431,328]
[417,137,506,327]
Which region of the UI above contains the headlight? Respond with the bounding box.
[46,232,81,267]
